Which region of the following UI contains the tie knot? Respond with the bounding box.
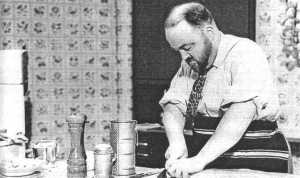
[198,74,206,81]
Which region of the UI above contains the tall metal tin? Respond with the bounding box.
[110,120,137,176]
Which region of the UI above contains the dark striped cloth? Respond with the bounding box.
[189,116,291,173]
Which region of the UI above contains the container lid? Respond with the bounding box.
[32,139,56,149]
[94,144,113,154]
[110,120,137,123]
[66,114,86,124]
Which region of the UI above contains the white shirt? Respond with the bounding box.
[159,34,280,121]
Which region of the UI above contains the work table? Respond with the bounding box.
[38,160,299,178]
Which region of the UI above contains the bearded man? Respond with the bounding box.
[160,2,291,177]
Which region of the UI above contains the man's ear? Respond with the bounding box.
[203,24,215,38]
[204,25,215,34]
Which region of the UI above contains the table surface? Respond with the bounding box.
[38,160,300,178]
[1,158,299,178]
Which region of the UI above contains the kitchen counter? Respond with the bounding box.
[136,167,300,178]
[152,169,300,178]
[1,151,298,178]
[37,160,299,178]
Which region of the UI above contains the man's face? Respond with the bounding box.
[165,20,212,73]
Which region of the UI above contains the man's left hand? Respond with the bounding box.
[165,157,206,177]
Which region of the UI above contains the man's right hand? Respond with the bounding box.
[165,144,188,177]
[165,143,188,161]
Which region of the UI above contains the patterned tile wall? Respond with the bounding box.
[256,0,300,174]
[0,0,132,159]
[256,0,300,139]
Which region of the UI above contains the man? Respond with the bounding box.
[159,2,291,177]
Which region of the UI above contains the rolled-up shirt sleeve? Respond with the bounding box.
[220,40,280,120]
[159,62,195,114]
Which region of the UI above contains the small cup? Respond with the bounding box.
[33,139,57,164]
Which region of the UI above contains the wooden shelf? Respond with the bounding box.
[287,137,300,143]
[279,128,300,143]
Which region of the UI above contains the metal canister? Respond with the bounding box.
[94,144,114,178]
[110,120,137,176]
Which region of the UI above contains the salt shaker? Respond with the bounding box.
[94,144,114,178]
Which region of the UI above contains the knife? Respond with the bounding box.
[157,169,171,178]
[157,169,191,178]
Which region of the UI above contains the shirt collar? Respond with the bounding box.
[210,33,240,69]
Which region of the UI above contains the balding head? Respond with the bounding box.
[165,2,214,29]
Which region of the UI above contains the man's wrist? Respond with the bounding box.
[169,139,187,147]
[194,152,210,168]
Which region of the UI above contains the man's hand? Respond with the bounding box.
[165,143,188,161]
[164,143,188,178]
[166,157,206,178]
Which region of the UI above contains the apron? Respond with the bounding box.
[185,39,291,173]
[190,116,290,173]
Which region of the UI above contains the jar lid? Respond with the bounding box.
[66,114,86,124]
[94,144,113,154]
[33,139,56,149]
[111,120,137,124]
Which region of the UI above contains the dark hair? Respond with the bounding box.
[164,2,214,28]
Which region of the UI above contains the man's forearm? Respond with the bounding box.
[194,101,256,166]
[162,104,186,146]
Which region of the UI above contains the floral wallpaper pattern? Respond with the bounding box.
[0,0,132,159]
[257,0,300,139]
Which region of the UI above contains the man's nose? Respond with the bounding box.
[179,50,190,61]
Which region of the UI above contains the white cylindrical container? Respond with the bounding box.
[0,49,26,159]
[0,85,25,137]
[0,85,25,159]
[94,144,114,178]
[0,49,25,84]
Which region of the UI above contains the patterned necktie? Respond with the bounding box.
[186,74,207,118]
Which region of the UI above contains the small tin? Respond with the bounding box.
[94,144,114,178]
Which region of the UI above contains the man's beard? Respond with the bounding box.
[190,37,212,73]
